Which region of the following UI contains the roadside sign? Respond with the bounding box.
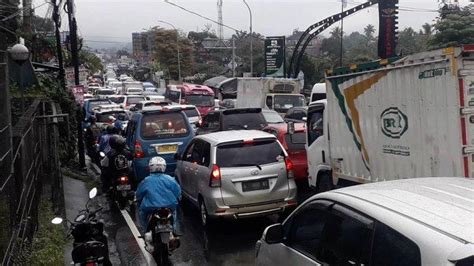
[264,36,286,77]
[65,66,88,86]
[70,85,85,106]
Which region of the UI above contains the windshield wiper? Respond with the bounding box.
[233,163,262,170]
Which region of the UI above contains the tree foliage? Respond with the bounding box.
[430,4,474,48]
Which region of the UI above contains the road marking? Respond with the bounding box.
[120,208,157,266]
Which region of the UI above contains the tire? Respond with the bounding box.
[199,199,209,227]
[118,196,127,210]
[153,242,169,266]
[317,172,334,193]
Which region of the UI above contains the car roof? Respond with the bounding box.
[325,177,474,243]
[197,130,276,145]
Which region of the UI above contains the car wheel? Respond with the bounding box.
[199,200,209,227]
[317,172,334,193]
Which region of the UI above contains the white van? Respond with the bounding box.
[310,83,326,103]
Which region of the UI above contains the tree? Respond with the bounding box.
[231,31,265,75]
[397,27,426,55]
[430,4,474,48]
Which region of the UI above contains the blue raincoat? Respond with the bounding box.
[136,173,181,232]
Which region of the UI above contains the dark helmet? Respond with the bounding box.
[106,125,116,134]
[89,115,97,123]
[109,135,126,151]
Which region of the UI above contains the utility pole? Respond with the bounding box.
[65,0,85,168]
[340,0,346,67]
[232,37,236,77]
[243,0,253,76]
[52,0,66,89]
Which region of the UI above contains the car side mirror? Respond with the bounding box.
[264,223,283,244]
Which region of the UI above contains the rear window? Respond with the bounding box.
[222,113,267,130]
[127,97,144,104]
[183,108,199,117]
[311,93,326,102]
[96,111,128,122]
[97,90,115,95]
[109,97,124,104]
[88,100,111,112]
[216,140,283,167]
[140,112,189,139]
[284,132,306,151]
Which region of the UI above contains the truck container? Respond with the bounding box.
[306,45,474,190]
[235,77,305,115]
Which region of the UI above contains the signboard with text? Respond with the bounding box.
[264,36,286,77]
[65,66,88,86]
[70,85,85,106]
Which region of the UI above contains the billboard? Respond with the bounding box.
[265,36,286,77]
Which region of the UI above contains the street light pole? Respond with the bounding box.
[243,0,253,76]
[157,20,182,82]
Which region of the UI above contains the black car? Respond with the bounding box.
[196,108,267,135]
[284,106,308,123]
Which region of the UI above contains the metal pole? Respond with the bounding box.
[66,0,85,168]
[340,1,344,67]
[232,37,236,77]
[52,0,65,90]
[19,69,24,114]
[243,0,253,76]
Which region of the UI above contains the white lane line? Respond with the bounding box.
[120,208,157,266]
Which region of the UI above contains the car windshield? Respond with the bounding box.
[96,111,128,122]
[274,95,306,113]
[185,95,214,107]
[140,112,189,139]
[216,140,283,167]
[109,96,124,104]
[263,111,285,124]
[222,112,267,130]
[96,90,115,95]
[127,97,144,104]
[87,100,111,112]
[127,88,143,93]
[284,132,306,151]
[183,108,199,118]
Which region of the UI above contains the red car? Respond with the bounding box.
[263,123,308,186]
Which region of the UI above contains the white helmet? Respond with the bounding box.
[149,156,166,173]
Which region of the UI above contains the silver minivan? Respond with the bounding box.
[175,130,298,226]
[255,177,474,266]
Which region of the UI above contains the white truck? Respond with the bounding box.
[306,45,474,191]
[235,78,306,115]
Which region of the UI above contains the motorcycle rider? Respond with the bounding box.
[98,125,118,154]
[136,157,181,235]
[84,115,101,164]
[100,135,132,193]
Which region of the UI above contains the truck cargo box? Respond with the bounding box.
[325,45,474,183]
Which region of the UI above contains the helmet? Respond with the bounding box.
[106,125,116,134]
[149,156,166,173]
[109,135,126,151]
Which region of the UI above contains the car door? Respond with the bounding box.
[178,141,196,201]
[306,103,328,187]
[189,140,212,200]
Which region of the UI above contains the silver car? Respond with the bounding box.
[256,177,474,266]
[175,130,297,226]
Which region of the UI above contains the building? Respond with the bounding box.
[132,32,155,66]
[286,30,322,57]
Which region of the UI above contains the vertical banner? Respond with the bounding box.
[70,85,85,106]
[378,0,399,59]
[265,36,286,77]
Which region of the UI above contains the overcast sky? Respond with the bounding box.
[33,0,472,45]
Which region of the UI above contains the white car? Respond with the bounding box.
[256,177,474,266]
[125,87,144,95]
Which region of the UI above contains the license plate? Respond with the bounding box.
[242,179,269,192]
[156,144,178,154]
[116,184,131,191]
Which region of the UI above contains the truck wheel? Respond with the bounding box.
[317,172,334,193]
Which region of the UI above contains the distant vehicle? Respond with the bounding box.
[145,94,166,101]
[310,82,326,103]
[125,87,144,95]
[107,95,125,105]
[234,78,306,115]
[123,81,144,94]
[142,82,157,92]
[125,107,194,180]
[95,88,116,99]
[220,99,236,109]
[261,109,285,126]
[122,95,147,109]
[166,83,215,117]
[256,177,474,266]
[196,108,267,135]
[83,98,113,121]
[284,106,307,123]
[166,105,202,130]
[93,107,129,130]
[108,81,123,92]
[175,130,297,226]
[130,100,170,112]
[264,123,308,186]
[83,93,94,100]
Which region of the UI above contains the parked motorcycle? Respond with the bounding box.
[99,151,134,210]
[143,208,180,265]
[52,188,111,266]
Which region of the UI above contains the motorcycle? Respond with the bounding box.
[52,188,111,266]
[99,151,134,210]
[143,208,180,265]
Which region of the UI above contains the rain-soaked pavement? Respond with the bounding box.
[65,158,314,265]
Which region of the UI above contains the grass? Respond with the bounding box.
[24,193,67,265]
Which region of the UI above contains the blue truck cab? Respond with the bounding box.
[125,107,194,181]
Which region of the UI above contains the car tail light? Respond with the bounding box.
[209,165,221,187]
[285,157,294,179]
[119,176,129,185]
[157,208,171,218]
[134,141,145,158]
